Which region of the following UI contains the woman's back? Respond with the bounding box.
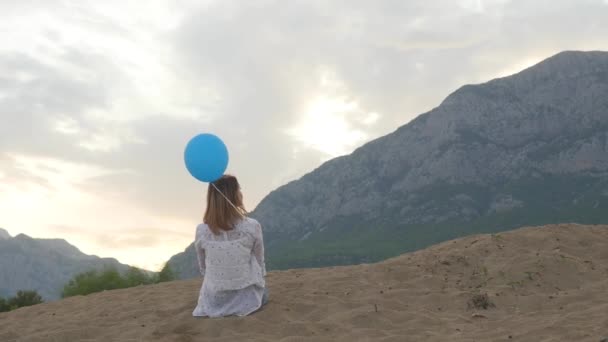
[196,217,266,291]
[193,216,267,317]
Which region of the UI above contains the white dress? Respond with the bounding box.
[192,217,267,317]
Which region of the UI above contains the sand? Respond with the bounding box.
[1,223,607,342]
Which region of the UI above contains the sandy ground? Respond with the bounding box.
[1,223,607,342]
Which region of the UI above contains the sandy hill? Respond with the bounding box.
[1,223,607,342]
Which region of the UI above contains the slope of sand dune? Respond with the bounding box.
[1,224,607,342]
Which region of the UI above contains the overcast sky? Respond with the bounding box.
[1,0,607,271]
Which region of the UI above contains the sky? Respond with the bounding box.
[1,0,607,271]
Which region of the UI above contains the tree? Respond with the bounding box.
[62,268,126,298]
[157,263,175,283]
[62,267,159,298]
[8,291,44,309]
[124,267,155,287]
[0,297,9,312]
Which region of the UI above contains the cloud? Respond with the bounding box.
[49,224,190,249]
[48,224,192,270]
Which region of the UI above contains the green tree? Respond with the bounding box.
[62,268,126,298]
[0,297,9,312]
[62,267,160,298]
[124,267,155,287]
[8,291,44,310]
[157,263,175,283]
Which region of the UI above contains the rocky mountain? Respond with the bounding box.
[0,228,10,240]
[0,232,133,301]
[168,50,608,279]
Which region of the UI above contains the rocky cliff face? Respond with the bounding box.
[0,233,132,301]
[169,50,608,278]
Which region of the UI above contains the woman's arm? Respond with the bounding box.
[252,222,267,276]
[195,224,206,277]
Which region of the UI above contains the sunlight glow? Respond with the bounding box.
[287,68,381,158]
[288,96,378,158]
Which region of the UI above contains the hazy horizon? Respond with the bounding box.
[2,0,608,271]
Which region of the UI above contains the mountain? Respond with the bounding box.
[0,228,10,240]
[168,50,608,279]
[0,233,133,301]
[3,224,608,341]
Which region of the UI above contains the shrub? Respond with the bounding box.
[62,266,168,298]
[9,290,44,309]
[157,263,175,283]
[62,268,127,298]
[124,267,156,287]
[467,293,496,310]
[0,291,44,312]
[0,297,8,312]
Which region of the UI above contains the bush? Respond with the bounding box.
[62,266,171,298]
[157,263,175,283]
[124,267,156,287]
[0,291,44,312]
[0,297,8,312]
[9,290,44,309]
[62,269,123,298]
[467,293,496,310]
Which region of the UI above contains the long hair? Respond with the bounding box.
[204,174,246,235]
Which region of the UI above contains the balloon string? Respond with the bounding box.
[211,183,245,214]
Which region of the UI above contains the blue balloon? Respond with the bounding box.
[184,133,229,183]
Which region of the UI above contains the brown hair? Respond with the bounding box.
[204,174,246,235]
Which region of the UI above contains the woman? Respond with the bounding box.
[192,174,268,318]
